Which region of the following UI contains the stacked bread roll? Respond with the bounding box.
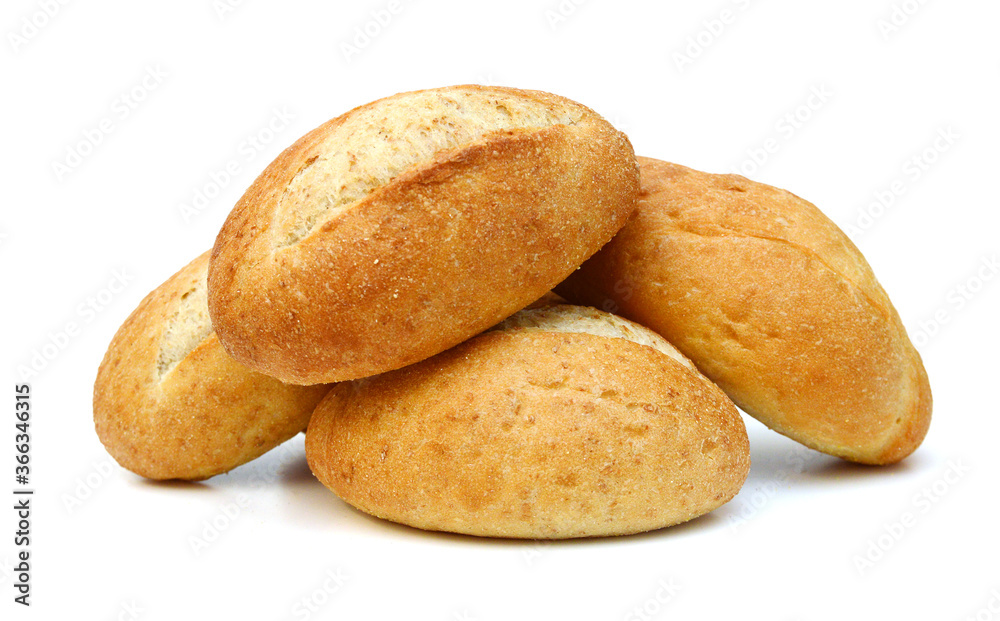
[94,85,930,538]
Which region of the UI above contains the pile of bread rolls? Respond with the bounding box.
[94,85,931,539]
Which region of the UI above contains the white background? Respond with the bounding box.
[2,0,998,619]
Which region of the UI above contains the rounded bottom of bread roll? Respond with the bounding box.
[306,305,749,538]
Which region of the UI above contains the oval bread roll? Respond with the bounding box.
[306,305,749,539]
[93,253,331,480]
[557,157,932,465]
[208,85,639,385]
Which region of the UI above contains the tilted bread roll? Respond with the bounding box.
[557,157,932,465]
[306,305,749,539]
[93,253,330,480]
[208,85,639,385]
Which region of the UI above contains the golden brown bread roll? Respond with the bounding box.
[306,305,749,539]
[557,157,932,465]
[93,252,330,480]
[208,85,639,385]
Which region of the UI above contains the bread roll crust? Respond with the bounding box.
[208,85,639,385]
[306,305,749,539]
[93,253,330,480]
[557,157,932,465]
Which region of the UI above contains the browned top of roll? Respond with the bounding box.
[208,85,639,385]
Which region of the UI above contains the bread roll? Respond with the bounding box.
[306,305,749,539]
[523,290,568,310]
[208,85,639,385]
[557,157,932,465]
[93,253,330,480]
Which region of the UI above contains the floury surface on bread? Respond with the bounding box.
[557,157,932,465]
[93,252,330,480]
[306,305,750,539]
[208,85,639,385]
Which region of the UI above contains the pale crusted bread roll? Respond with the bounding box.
[208,85,639,385]
[306,305,749,539]
[522,290,568,310]
[557,157,932,465]
[93,252,330,481]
